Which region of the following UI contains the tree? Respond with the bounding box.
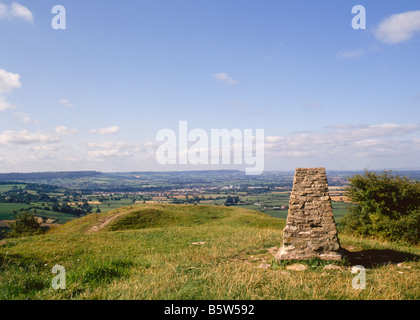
[8,212,44,238]
[81,200,93,213]
[341,170,420,244]
[225,196,240,206]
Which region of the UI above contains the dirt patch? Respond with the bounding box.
[267,247,279,255]
[61,201,102,206]
[88,212,125,233]
[0,220,12,228]
[35,217,57,224]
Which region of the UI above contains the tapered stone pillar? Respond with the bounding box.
[275,168,342,260]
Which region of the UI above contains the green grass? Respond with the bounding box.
[0,203,32,220]
[0,204,418,300]
[263,209,288,219]
[30,210,75,224]
[0,184,26,192]
[0,203,75,223]
[97,199,135,213]
[108,206,230,231]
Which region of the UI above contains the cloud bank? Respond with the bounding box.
[265,123,420,161]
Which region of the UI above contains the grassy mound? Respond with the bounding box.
[108,206,230,231]
[47,204,284,234]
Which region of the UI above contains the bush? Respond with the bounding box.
[8,212,44,238]
[341,170,420,244]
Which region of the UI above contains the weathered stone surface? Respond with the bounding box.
[275,168,343,261]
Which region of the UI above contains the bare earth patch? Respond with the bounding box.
[88,212,125,233]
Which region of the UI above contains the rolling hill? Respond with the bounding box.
[0,204,419,300]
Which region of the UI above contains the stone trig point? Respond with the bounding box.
[275,168,342,261]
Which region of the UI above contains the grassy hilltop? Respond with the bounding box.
[0,204,419,300]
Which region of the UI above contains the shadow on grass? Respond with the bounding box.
[341,248,420,269]
[0,252,47,270]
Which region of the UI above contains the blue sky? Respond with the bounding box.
[0,0,419,172]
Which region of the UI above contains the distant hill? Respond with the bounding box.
[0,171,103,181]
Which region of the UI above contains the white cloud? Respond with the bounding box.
[55,126,77,135]
[0,130,59,145]
[349,123,420,138]
[0,69,21,93]
[85,140,158,163]
[86,141,136,161]
[0,2,33,22]
[0,96,15,111]
[89,126,120,135]
[10,2,33,22]
[374,10,420,44]
[0,69,21,111]
[212,73,239,85]
[59,99,75,108]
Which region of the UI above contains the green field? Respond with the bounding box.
[28,210,75,224]
[332,202,356,222]
[0,203,75,223]
[0,203,32,220]
[0,204,418,300]
[96,199,137,213]
[0,184,26,192]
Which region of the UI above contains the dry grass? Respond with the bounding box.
[1,204,418,300]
